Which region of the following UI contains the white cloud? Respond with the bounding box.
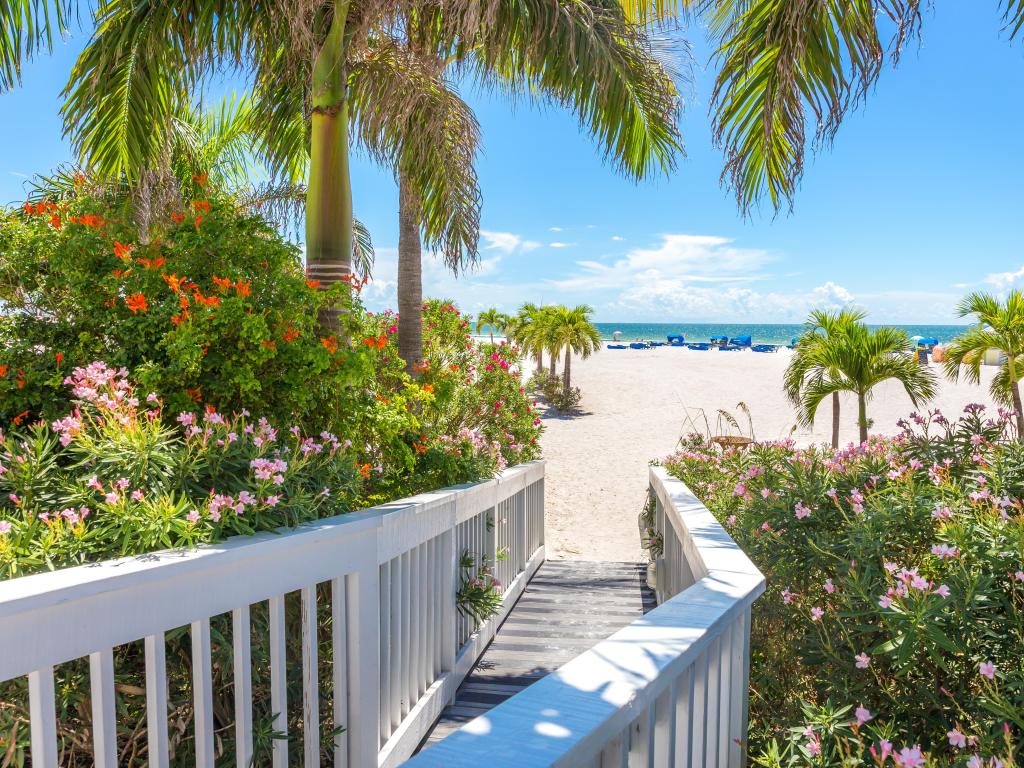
[552,233,774,292]
[480,230,540,254]
[7,171,27,179]
[611,235,625,242]
[549,242,574,249]
[549,226,563,232]
[983,265,1024,291]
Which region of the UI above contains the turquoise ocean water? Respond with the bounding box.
[592,323,969,345]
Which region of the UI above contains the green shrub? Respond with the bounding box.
[662,406,1023,767]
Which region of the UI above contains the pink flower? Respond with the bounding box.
[732,482,746,497]
[794,501,811,519]
[8,494,20,505]
[967,756,983,768]
[265,495,280,507]
[979,661,995,680]
[948,729,967,749]
[87,476,103,491]
[0,520,11,535]
[104,492,119,504]
[810,606,824,621]
[726,515,737,526]
[855,706,873,727]
[131,489,144,501]
[806,736,821,756]
[894,745,925,767]
[823,578,835,594]
[781,588,795,605]
[177,412,196,427]
[934,584,950,598]
[932,543,959,558]
[879,594,893,609]
[1013,570,1024,582]
[186,510,200,524]
[855,652,870,669]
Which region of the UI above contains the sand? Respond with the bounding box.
[537,346,1000,562]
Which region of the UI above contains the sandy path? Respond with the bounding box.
[538,347,999,562]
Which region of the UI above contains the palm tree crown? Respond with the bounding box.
[547,305,602,389]
[944,290,1024,434]
[476,308,507,343]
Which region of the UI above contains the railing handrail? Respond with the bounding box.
[406,466,764,767]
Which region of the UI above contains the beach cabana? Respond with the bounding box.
[667,334,685,346]
[710,335,728,346]
[917,337,939,350]
[729,336,752,347]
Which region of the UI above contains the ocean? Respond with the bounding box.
[591,323,969,345]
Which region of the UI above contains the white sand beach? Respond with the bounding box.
[539,347,1000,562]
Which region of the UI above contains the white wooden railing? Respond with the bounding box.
[406,466,764,767]
[0,461,545,768]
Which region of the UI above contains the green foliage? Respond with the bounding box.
[663,406,1024,766]
[456,549,504,623]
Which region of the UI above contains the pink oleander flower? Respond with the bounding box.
[104,492,119,504]
[932,505,953,519]
[806,735,821,757]
[1015,570,1024,582]
[855,707,873,727]
[732,482,746,497]
[823,578,835,594]
[910,574,930,591]
[932,543,959,558]
[979,661,995,680]
[88,476,103,491]
[794,501,811,519]
[760,487,772,499]
[131,489,144,501]
[0,520,11,535]
[781,588,795,605]
[265,495,280,507]
[948,729,967,749]
[810,606,824,621]
[934,584,951,598]
[186,509,200,524]
[855,652,870,669]
[894,745,925,768]
[177,412,196,427]
[967,756,983,768]
[879,594,893,608]
[726,515,737,526]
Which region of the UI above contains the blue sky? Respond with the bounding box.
[2,4,1024,323]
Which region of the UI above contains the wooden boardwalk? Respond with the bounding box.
[421,560,656,748]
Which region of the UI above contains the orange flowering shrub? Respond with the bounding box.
[0,193,375,429]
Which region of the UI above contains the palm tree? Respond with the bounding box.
[506,303,546,374]
[793,322,937,444]
[784,309,866,448]
[390,8,682,370]
[476,308,507,343]
[548,305,602,389]
[944,290,1024,435]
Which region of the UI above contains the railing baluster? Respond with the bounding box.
[705,636,722,768]
[28,666,58,768]
[269,595,289,768]
[232,606,254,768]
[145,633,170,768]
[331,576,349,768]
[89,648,117,768]
[410,545,422,702]
[718,624,734,767]
[401,550,413,716]
[731,609,752,768]
[691,649,708,767]
[389,557,402,729]
[673,666,694,768]
[652,681,674,766]
[191,617,215,767]
[301,586,320,767]
[347,568,381,766]
[379,562,391,744]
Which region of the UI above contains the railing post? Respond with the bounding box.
[440,527,458,676]
[517,490,528,572]
[347,567,381,768]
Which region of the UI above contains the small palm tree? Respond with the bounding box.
[476,308,507,343]
[548,305,602,389]
[784,309,866,448]
[791,320,937,444]
[944,290,1024,435]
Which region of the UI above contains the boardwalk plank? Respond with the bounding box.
[417,560,654,752]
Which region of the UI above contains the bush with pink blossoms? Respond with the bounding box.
[660,405,1023,767]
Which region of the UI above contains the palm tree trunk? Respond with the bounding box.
[549,351,557,377]
[535,350,543,374]
[306,5,352,332]
[857,391,868,444]
[831,391,840,449]
[396,171,422,373]
[563,347,571,389]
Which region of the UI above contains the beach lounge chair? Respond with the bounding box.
[649,341,665,347]
[729,335,752,347]
[629,342,650,350]
[686,343,711,351]
[607,344,628,349]
[718,345,742,351]
[751,344,777,353]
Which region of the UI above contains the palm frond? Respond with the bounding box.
[709,0,921,213]
[0,0,74,91]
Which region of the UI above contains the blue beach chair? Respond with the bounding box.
[751,344,777,353]
[667,334,685,347]
[729,335,752,347]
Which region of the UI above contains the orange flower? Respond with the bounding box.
[412,441,428,454]
[170,310,190,326]
[112,268,132,279]
[192,173,208,187]
[422,384,434,394]
[234,280,251,298]
[136,256,165,270]
[170,211,186,224]
[114,242,133,261]
[306,279,321,290]
[192,200,211,214]
[321,336,339,354]
[185,387,202,403]
[69,213,104,229]
[12,410,30,426]
[358,463,372,479]
[73,172,87,187]
[55,352,64,367]
[194,215,203,229]
[449,364,459,372]
[0,364,7,378]
[22,202,33,215]
[281,324,300,343]
[262,339,277,350]
[362,334,387,350]
[49,214,62,230]
[125,293,149,313]
[211,275,231,292]
[192,290,220,308]
[162,273,185,293]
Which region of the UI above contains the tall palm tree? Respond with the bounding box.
[476,308,507,343]
[507,303,546,374]
[944,290,1024,435]
[784,308,866,448]
[789,320,936,444]
[390,6,682,370]
[549,305,602,389]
